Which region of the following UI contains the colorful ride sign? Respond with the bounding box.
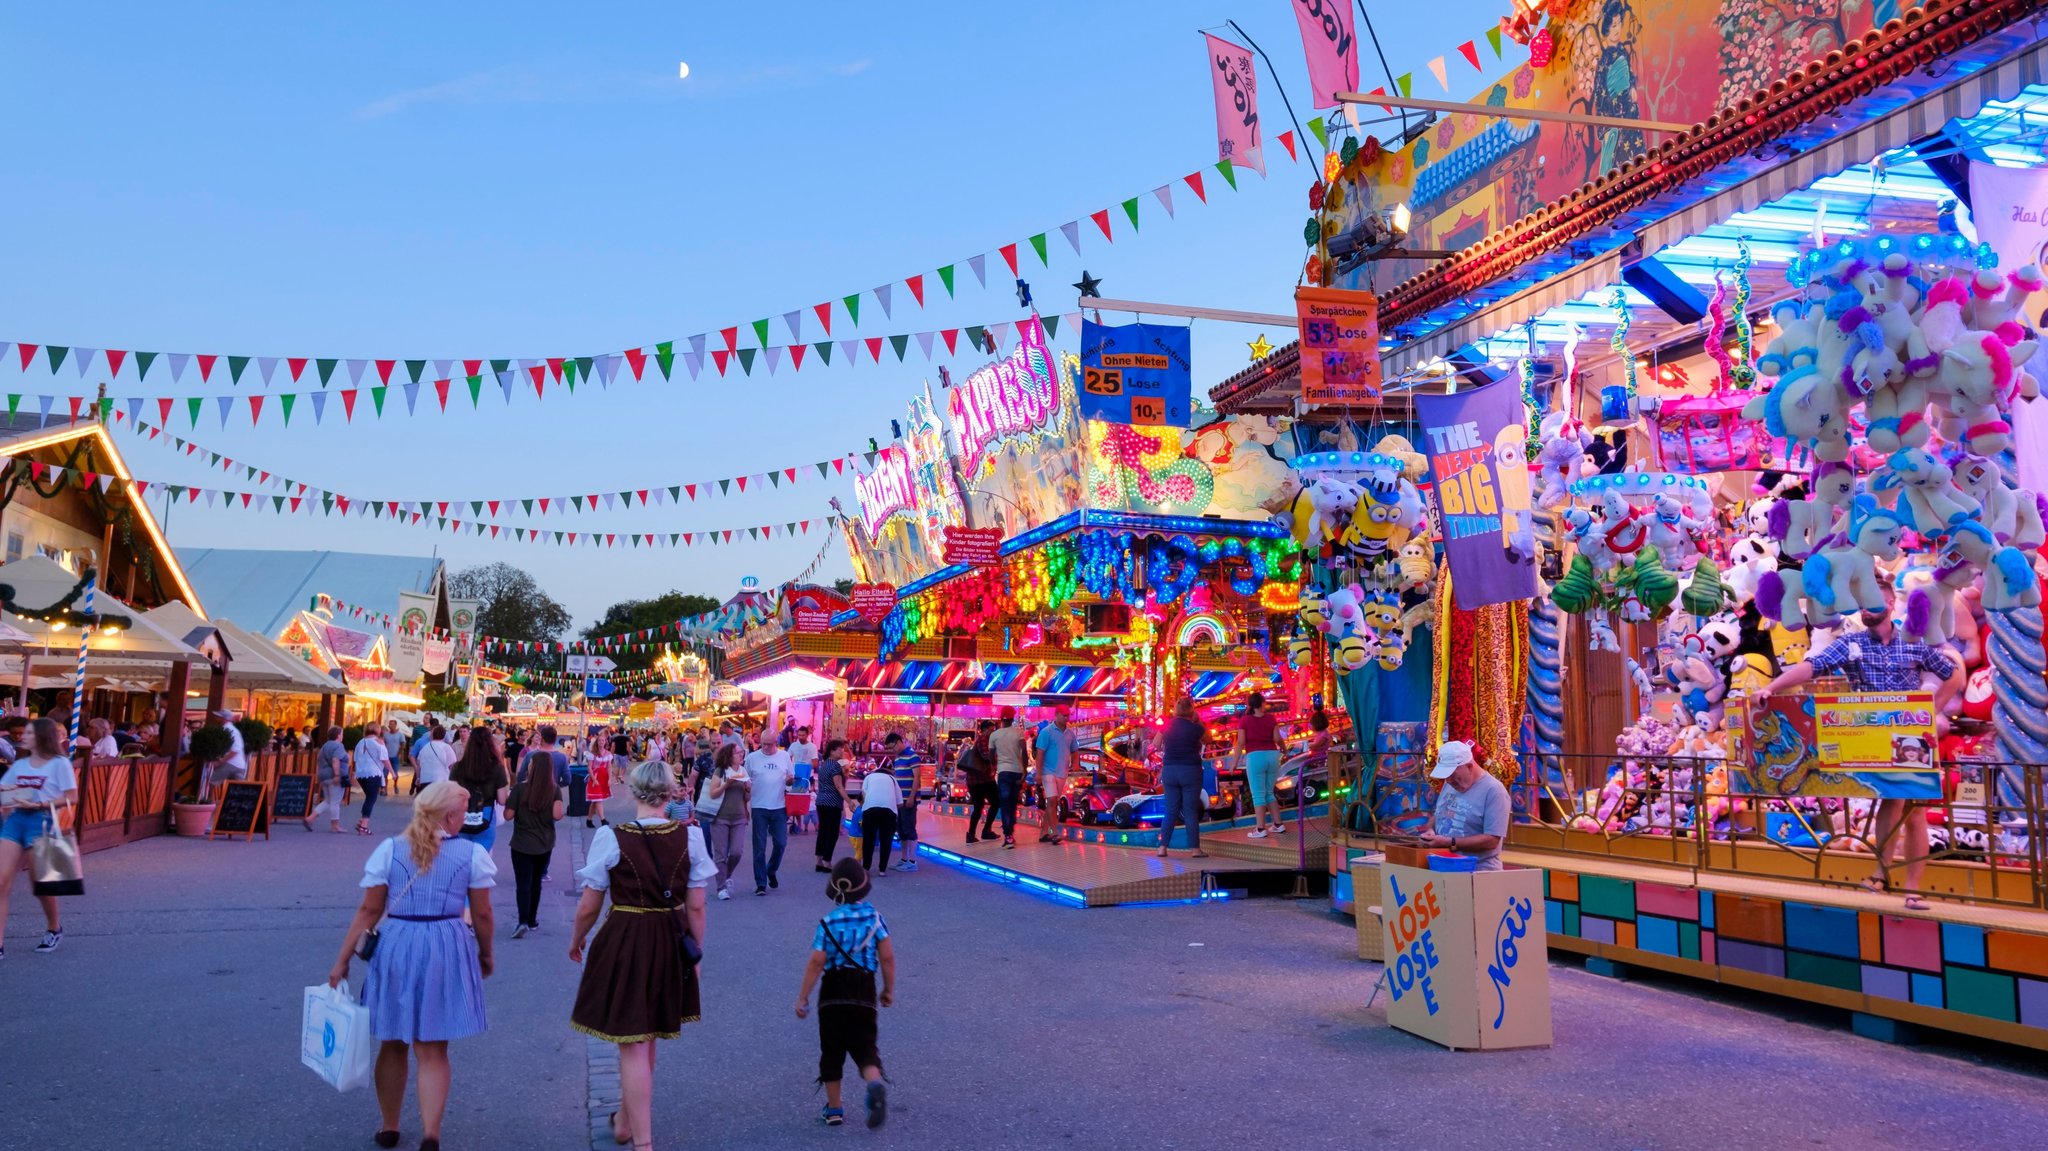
[1295,286,1381,405]
[940,527,1002,567]
[1078,319,1193,428]
[853,445,916,537]
[950,315,1060,479]
[850,584,898,623]
[1733,692,1940,800]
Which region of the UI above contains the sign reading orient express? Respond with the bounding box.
[950,316,1060,477]
[854,445,916,536]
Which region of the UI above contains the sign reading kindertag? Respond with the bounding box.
[1295,286,1381,405]
[1079,320,1193,427]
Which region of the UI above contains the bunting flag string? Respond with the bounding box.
[1299,17,1522,147]
[1,449,836,550]
[0,139,1311,388]
[311,593,454,639]
[486,664,672,690]
[5,311,1085,417]
[115,413,868,511]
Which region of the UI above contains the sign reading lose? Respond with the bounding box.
[1385,870,1444,1015]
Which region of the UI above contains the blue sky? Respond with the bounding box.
[0,1,1508,627]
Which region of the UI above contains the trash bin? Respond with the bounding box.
[567,761,590,818]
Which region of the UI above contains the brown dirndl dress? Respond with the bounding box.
[571,822,702,1042]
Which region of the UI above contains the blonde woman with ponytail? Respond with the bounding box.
[329,780,495,1151]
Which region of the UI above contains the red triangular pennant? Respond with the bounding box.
[1277,130,1297,161]
[905,274,925,306]
[287,356,308,382]
[374,359,395,385]
[340,389,359,420]
[623,348,646,380]
[196,353,218,381]
[998,243,1019,276]
[1185,171,1207,202]
[813,303,833,336]
[1091,208,1112,240]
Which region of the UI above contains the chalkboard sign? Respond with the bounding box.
[210,781,271,840]
[272,773,315,821]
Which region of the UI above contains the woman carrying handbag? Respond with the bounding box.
[0,718,81,958]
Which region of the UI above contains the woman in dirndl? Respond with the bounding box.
[328,780,494,1151]
[584,727,615,828]
[570,759,715,1149]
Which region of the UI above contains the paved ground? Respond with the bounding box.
[5,785,2047,1150]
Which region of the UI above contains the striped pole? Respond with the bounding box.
[70,567,95,741]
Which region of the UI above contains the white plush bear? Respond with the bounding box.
[1723,536,1778,607]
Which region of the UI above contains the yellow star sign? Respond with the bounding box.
[1248,333,1275,361]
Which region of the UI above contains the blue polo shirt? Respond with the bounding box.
[891,751,921,802]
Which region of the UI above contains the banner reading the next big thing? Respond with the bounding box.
[1078,320,1193,427]
[1411,379,1538,610]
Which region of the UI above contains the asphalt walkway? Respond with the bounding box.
[5,785,2046,1150]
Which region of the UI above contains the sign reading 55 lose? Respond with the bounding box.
[1078,320,1192,428]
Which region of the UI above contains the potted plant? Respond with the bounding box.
[233,717,273,756]
[173,724,237,835]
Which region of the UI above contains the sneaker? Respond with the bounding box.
[964,833,979,844]
[877,867,888,876]
[1003,838,1015,849]
[865,1081,888,1128]
[1247,828,1270,839]
[1275,823,1289,835]
[896,860,918,872]
[754,886,768,897]
[34,930,61,954]
[821,1107,845,1127]
[768,875,779,890]
[511,923,529,940]
[716,889,731,901]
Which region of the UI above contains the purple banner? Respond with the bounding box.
[1412,379,1538,610]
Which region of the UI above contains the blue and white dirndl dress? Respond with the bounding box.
[359,833,495,1043]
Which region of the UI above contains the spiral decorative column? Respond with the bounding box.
[1525,514,1566,796]
[1988,450,2047,815]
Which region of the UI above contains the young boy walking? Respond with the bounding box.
[796,857,896,1128]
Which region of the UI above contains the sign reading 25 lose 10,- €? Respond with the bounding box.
[1079,320,1193,427]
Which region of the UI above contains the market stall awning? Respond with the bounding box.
[1379,251,1623,382]
[0,556,206,669]
[142,601,343,695]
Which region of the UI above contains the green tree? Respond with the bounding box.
[583,590,721,673]
[447,562,572,670]
[832,577,855,597]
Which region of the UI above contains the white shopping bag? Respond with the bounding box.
[302,981,377,1092]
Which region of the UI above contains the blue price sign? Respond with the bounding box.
[1078,320,1193,427]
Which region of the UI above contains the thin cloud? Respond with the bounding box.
[351,58,873,120]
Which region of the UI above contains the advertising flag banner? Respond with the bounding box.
[1968,161,2048,275]
[391,591,434,682]
[1411,379,1538,609]
[1078,320,1193,427]
[1202,33,1265,176]
[1289,0,1358,109]
[422,636,455,676]
[1295,287,1382,405]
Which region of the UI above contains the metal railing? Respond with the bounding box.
[1336,748,2048,912]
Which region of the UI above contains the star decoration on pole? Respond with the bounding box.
[1015,278,1033,309]
[1074,270,1103,298]
[1248,333,1275,361]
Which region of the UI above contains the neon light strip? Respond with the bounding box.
[915,845,1087,906]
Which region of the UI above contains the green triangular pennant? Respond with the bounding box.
[279,394,295,425]
[667,486,680,501]
[965,325,986,349]
[1307,116,1327,148]
[186,397,203,427]
[815,342,832,365]
[752,319,771,347]
[1029,233,1048,265]
[1396,73,1413,97]
[316,358,337,387]
[937,265,955,297]
[370,386,388,416]
[655,341,674,380]
[768,471,781,488]
[1216,159,1238,189]
[522,499,535,516]
[736,347,756,375]
[562,360,577,392]
[889,334,909,361]
[1041,314,1060,339]
[490,358,510,375]
[718,478,731,495]
[228,355,250,385]
[575,356,593,385]
[133,351,158,379]
[1122,197,1140,231]
[405,359,425,384]
[99,398,112,423]
[46,346,68,373]
[572,495,586,511]
[5,395,18,418]
[470,501,483,516]
[272,495,285,512]
[842,294,860,326]
[1485,25,1502,57]
[816,461,831,479]
[466,376,483,406]
[749,527,761,540]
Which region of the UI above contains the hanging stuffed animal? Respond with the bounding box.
[1799,496,1907,628]
[1663,634,1729,733]
[1769,460,1857,560]
[1396,540,1436,593]
[1323,583,1373,671]
[1649,493,1706,570]
[1953,453,2047,552]
[1930,334,2039,456]
[1723,536,1779,607]
[1873,446,1981,536]
[1361,590,1407,670]
[1534,411,1592,510]
[1290,475,1362,552]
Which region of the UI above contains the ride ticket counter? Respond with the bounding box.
[1380,861,1552,1050]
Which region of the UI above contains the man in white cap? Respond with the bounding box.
[1420,741,1509,871]
[201,708,248,799]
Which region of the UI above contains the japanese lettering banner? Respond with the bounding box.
[1078,320,1193,427]
[1288,0,1358,109]
[1412,379,1537,609]
[1202,33,1264,176]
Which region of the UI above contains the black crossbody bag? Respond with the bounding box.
[624,825,702,968]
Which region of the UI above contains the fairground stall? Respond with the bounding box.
[1223,0,2048,1048]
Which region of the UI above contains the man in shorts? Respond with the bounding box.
[883,733,921,872]
[1032,707,1078,844]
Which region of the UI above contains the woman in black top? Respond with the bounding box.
[448,732,510,852]
[505,758,564,936]
[1156,696,1209,858]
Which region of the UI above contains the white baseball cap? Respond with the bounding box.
[1431,741,1475,780]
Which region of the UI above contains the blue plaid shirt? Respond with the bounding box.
[1808,632,1956,692]
[813,902,889,971]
